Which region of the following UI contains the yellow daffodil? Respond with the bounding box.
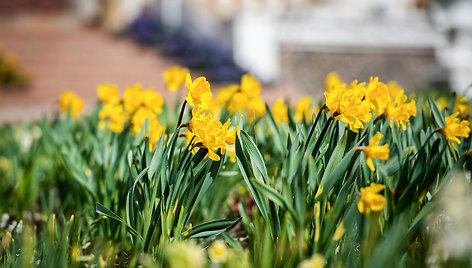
[440,111,470,150]
[98,103,129,133]
[298,254,325,268]
[358,133,389,171]
[163,66,189,91]
[295,96,315,123]
[141,89,164,115]
[186,106,236,161]
[97,84,120,104]
[185,73,212,109]
[165,240,207,268]
[227,92,248,114]
[358,182,386,216]
[123,83,145,113]
[247,97,266,121]
[272,98,288,125]
[325,71,343,91]
[324,82,372,132]
[240,74,261,99]
[454,96,468,116]
[208,240,229,264]
[59,91,84,118]
[435,97,449,111]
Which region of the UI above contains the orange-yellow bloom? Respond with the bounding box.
[163,66,189,91]
[59,91,84,118]
[185,74,212,110]
[357,182,386,216]
[324,82,372,132]
[271,98,288,125]
[440,111,470,150]
[358,133,389,171]
[186,106,236,161]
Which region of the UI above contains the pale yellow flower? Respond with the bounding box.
[357,182,386,216]
[98,103,129,133]
[163,66,189,91]
[358,133,389,171]
[208,240,229,264]
[298,254,325,268]
[165,240,207,268]
[59,91,84,118]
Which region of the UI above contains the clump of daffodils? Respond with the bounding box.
[357,182,386,216]
[96,83,166,150]
[214,74,266,121]
[59,91,84,118]
[165,240,207,268]
[323,72,417,132]
[184,74,236,161]
[357,133,390,171]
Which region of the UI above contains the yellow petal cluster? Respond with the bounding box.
[59,91,84,118]
[271,98,289,125]
[357,182,386,216]
[97,84,120,105]
[97,83,166,150]
[441,111,470,150]
[324,81,371,132]
[295,96,316,123]
[163,66,189,91]
[185,73,212,110]
[359,133,389,171]
[215,74,266,121]
[365,79,416,129]
[186,106,236,161]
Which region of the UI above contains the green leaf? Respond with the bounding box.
[183,218,240,239]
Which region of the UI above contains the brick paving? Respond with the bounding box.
[0,13,302,123]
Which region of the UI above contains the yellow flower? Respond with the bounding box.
[227,92,248,114]
[226,145,236,163]
[384,83,416,130]
[59,91,84,118]
[123,83,145,113]
[454,96,468,116]
[357,182,386,216]
[142,88,164,115]
[97,84,120,104]
[435,97,449,111]
[98,103,129,133]
[440,111,470,150]
[365,77,390,115]
[208,240,229,264]
[186,106,236,161]
[325,71,343,91]
[358,133,389,171]
[185,73,212,110]
[272,98,288,125]
[298,254,325,268]
[216,84,239,106]
[163,66,189,91]
[295,96,315,123]
[247,97,266,121]
[324,82,372,132]
[240,74,261,99]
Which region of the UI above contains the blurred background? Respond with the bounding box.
[0,0,471,122]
